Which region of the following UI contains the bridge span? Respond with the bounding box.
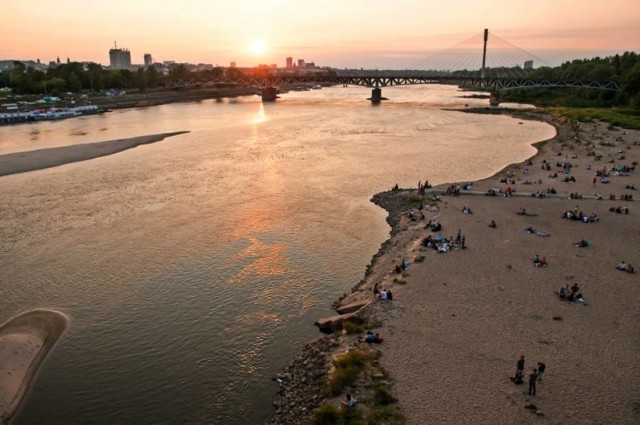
[166,74,622,103]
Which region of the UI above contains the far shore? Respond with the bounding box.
[0,309,68,423]
[0,131,189,176]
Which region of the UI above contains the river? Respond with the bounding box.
[0,85,555,424]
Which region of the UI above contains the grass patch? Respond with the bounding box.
[407,194,423,202]
[344,320,383,335]
[414,255,426,262]
[373,385,396,406]
[367,405,405,425]
[311,403,364,425]
[545,107,640,130]
[326,350,368,395]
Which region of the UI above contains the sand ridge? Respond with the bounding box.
[0,309,68,424]
[0,131,189,177]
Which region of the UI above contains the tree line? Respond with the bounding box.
[0,62,226,95]
[498,51,640,108]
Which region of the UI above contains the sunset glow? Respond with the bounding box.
[1,0,639,68]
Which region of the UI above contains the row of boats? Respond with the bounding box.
[0,105,102,125]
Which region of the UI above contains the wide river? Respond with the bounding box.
[0,85,555,424]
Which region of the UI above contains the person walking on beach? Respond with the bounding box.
[516,356,525,376]
[528,368,538,396]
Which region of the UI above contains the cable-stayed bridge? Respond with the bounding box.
[167,29,621,103]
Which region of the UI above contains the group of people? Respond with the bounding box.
[609,205,630,214]
[569,192,584,199]
[461,206,473,214]
[407,209,426,221]
[426,219,442,232]
[616,261,635,273]
[487,186,515,197]
[562,209,599,223]
[375,287,394,300]
[511,356,546,397]
[422,232,466,253]
[556,283,584,302]
[533,255,548,268]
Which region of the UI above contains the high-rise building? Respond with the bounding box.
[286,57,293,68]
[297,59,305,68]
[524,60,533,70]
[109,43,131,70]
[144,54,153,67]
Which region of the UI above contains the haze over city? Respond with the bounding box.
[2,0,639,68]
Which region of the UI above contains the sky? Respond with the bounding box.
[1,0,639,69]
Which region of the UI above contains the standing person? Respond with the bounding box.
[537,362,546,381]
[528,368,538,396]
[516,356,525,376]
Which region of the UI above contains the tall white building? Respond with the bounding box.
[109,44,131,70]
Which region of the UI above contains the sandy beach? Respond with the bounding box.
[272,113,640,424]
[0,131,189,176]
[0,310,67,423]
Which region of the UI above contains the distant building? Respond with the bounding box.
[524,60,533,70]
[109,44,131,70]
[163,60,176,66]
[230,61,237,68]
[286,57,293,68]
[297,59,305,68]
[144,54,153,67]
[305,62,316,69]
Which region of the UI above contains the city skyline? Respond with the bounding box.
[2,0,639,69]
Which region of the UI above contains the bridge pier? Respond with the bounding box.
[261,86,278,102]
[368,88,388,103]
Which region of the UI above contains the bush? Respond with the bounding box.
[374,385,396,405]
[344,320,364,334]
[310,402,365,425]
[311,403,340,425]
[326,350,368,395]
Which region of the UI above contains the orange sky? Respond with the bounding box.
[1,0,639,68]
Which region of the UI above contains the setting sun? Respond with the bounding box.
[250,39,267,55]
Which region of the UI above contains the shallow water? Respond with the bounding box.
[0,85,555,424]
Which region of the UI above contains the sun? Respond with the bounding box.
[250,39,267,55]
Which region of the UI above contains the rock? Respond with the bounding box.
[336,300,370,315]
[314,313,358,333]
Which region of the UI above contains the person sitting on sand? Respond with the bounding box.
[533,255,542,267]
[541,256,548,267]
[617,261,629,271]
[380,289,388,300]
[462,206,473,214]
[524,226,536,234]
[557,284,571,300]
[402,259,409,270]
[364,331,383,344]
[574,238,589,248]
[342,393,357,407]
[537,229,550,238]
[517,208,527,216]
[489,220,497,228]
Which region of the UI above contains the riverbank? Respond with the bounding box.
[0,310,68,423]
[0,131,189,176]
[270,112,640,424]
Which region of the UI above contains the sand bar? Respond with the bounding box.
[0,310,68,423]
[271,114,640,424]
[343,116,640,423]
[0,131,189,177]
